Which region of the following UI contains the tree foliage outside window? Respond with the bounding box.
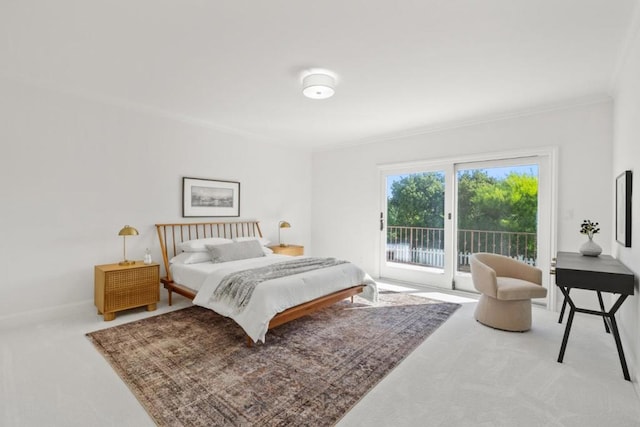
[387,169,538,234]
[387,172,445,229]
[386,168,538,263]
[457,170,538,233]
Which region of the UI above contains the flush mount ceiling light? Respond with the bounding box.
[302,72,335,99]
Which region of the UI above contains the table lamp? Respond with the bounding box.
[278,221,291,247]
[118,225,139,266]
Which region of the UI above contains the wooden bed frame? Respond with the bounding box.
[155,221,364,345]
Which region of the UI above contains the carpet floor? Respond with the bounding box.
[87,292,460,426]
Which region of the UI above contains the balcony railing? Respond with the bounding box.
[386,226,537,271]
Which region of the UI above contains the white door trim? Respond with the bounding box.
[378,146,558,309]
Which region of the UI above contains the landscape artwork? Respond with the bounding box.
[183,177,240,217]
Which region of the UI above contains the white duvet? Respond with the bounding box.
[188,255,378,343]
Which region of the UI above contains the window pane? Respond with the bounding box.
[386,171,445,269]
[456,165,539,272]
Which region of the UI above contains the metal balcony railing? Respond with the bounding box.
[386,226,537,270]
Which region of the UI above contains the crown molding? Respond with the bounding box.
[313,94,612,153]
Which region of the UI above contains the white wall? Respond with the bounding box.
[613,21,640,384]
[312,101,613,307]
[0,79,311,318]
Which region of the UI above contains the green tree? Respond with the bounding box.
[457,170,498,230]
[389,170,538,233]
[387,169,538,258]
[457,170,537,233]
[387,172,445,228]
[500,172,538,233]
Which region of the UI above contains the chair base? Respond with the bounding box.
[474,294,532,332]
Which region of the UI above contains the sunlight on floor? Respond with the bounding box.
[410,292,477,304]
[375,281,478,304]
[376,282,417,293]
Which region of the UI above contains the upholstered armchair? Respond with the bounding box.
[470,252,547,332]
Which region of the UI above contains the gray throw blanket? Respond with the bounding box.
[211,257,348,313]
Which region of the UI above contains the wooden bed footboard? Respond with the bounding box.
[162,277,364,347]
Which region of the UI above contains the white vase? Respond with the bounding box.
[579,237,602,257]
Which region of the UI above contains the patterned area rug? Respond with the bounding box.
[87,292,460,426]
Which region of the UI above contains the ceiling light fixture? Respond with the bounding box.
[302,73,335,100]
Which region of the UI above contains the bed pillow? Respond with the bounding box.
[206,240,266,263]
[233,236,271,246]
[233,236,273,255]
[179,237,233,252]
[169,252,211,265]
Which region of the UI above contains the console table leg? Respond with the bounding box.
[596,291,610,333]
[558,288,569,323]
[557,307,575,363]
[608,315,631,381]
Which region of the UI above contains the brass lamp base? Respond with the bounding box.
[119,260,136,266]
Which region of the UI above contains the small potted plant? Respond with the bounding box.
[579,219,602,256]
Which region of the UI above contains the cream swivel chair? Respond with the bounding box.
[470,252,547,332]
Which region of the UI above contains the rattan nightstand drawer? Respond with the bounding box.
[267,245,304,256]
[95,262,159,321]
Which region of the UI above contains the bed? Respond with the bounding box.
[156,221,377,345]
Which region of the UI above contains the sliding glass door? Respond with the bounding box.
[380,164,454,288]
[380,154,551,299]
[452,158,542,292]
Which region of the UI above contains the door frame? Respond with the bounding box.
[452,155,550,293]
[379,162,454,289]
[378,146,558,308]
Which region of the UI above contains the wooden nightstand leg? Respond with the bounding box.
[146,303,157,312]
[103,312,115,321]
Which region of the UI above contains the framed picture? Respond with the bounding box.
[182,177,240,217]
[615,170,632,247]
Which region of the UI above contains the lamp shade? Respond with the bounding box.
[118,225,139,236]
[118,225,139,266]
[302,73,335,99]
[278,221,291,247]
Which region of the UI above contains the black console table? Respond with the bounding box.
[554,251,635,380]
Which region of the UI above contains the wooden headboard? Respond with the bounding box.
[155,221,263,282]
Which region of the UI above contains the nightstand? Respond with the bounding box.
[94,262,160,321]
[268,244,304,256]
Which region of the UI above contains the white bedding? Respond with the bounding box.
[173,255,377,343]
[170,262,229,293]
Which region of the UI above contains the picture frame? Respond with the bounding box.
[615,170,632,247]
[182,177,240,217]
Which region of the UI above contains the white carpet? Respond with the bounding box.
[340,282,640,427]
[1,281,639,426]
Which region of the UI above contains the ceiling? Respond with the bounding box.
[2,1,638,151]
